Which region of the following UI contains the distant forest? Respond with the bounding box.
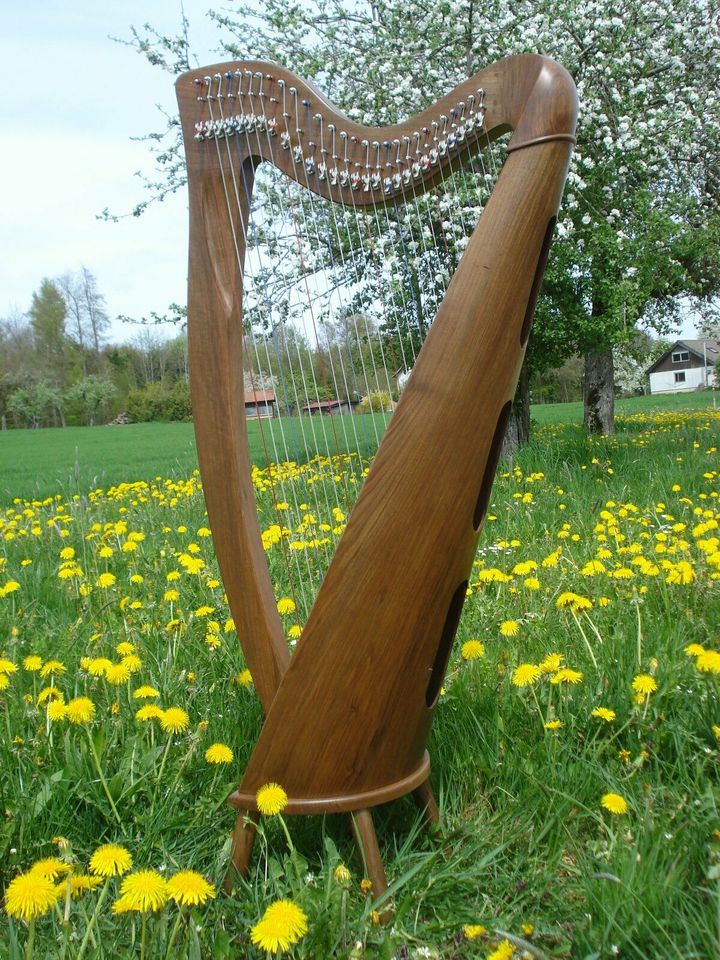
[2,269,671,430]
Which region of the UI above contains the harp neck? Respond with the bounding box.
[177,54,577,205]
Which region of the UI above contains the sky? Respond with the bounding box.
[0,2,702,346]
[0,1,219,342]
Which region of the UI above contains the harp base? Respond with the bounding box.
[228,750,431,815]
[223,757,439,922]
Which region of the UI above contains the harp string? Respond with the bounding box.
[205,69,502,623]
[209,81,316,620]
[230,77,345,615]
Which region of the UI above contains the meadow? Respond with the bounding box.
[0,391,715,504]
[0,394,719,959]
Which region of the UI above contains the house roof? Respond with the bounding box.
[301,398,357,410]
[244,390,276,404]
[645,339,720,374]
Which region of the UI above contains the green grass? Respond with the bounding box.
[0,392,717,504]
[0,399,719,958]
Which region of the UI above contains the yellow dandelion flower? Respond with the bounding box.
[163,589,180,602]
[47,700,67,722]
[167,870,215,907]
[69,874,103,898]
[23,655,43,672]
[205,743,234,764]
[696,650,720,674]
[665,561,695,585]
[133,686,159,700]
[711,725,720,741]
[556,592,593,612]
[122,656,142,675]
[65,697,95,724]
[104,663,131,686]
[256,782,288,816]
[87,658,112,677]
[160,707,189,734]
[0,658,17,675]
[4,870,62,921]
[539,653,563,673]
[89,843,133,878]
[29,857,72,880]
[487,939,516,960]
[544,719,563,730]
[477,568,509,583]
[461,640,485,661]
[277,597,296,616]
[96,573,116,588]
[500,620,520,637]
[114,870,169,913]
[250,899,308,953]
[236,669,253,687]
[334,863,351,885]
[288,625,302,639]
[135,705,164,722]
[40,660,65,678]
[601,792,628,815]
[524,577,540,590]
[0,674,9,691]
[463,924,486,939]
[116,642,135,656]
[36,686,63,705]
[632,674,657,695]
[550,668,583,685]
[512,664,541,687]
[592,707,616,722]
[684,644,706,657]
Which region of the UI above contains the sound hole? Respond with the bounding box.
[520,216,557,347]
[473,400,512,530]
[426,581,469,708]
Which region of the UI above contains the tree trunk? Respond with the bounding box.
[583,348,614,435]
[501,361,530,461]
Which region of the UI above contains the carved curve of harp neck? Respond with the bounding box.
[176,54,577,206]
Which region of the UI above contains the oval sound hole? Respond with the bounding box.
[520,216,557,347]
[425,581,469,708]
[473,400,512,530]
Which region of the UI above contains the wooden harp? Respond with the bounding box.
[176,54,577,903]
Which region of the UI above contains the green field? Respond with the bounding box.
[0,394,719,958]
[0,392,716,503]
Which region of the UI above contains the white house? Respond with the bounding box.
[646,339,719,394]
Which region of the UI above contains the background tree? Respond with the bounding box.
[120,0,720,443]
[58,267,111,372]
[28,278,73,389]
[64,376,117,426]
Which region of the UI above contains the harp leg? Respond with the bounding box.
[223,809,257,894]
[351,809,391,922]
[413,779,440,828]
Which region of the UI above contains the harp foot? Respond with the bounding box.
[351,809,392,923]
[412,779,440,829]
[223,808,257,894]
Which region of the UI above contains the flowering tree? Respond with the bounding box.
[123,0,720,437]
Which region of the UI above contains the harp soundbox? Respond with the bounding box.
[176,53,577,905]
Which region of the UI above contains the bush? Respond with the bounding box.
[126,381,192,423]
[358,390,394,413]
